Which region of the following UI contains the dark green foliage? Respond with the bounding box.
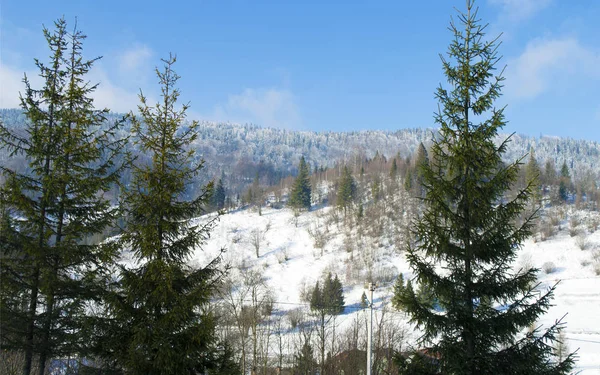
[391,274,405,310]
[525,150,541,203]
[413,142,429,196]
[415,282,435,310]
[336,166,357,215]
[310,273,345,316]
[395,351,439,375]
[252,172,263,215]
[404,142,429,197]
[0,19,124,375]
[390,158,398,179]
[371,176,382,201]
[403,168,412,192]
[100,56,227,375]
[289,156,311,210]
[560,161,570,179]
[360,291,369,309]
[558,161,571,202]
[543,159,557,187]
[558,180,568,202]
[310,273,344,373]
[295,341,317,375]
[206,342,241,375]
[211,178,226,210]
[394,2,575,374]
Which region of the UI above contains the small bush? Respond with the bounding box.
[307,222,328,249]
[575,234,588,250]
[372,265,397,285]
[287,308,304,329]
[538,220,556,242]
[549,213,561,227]
[592,251,600,276]
[542,261,557,274]
[276,248,289,264]
[569,215,581,237]
[569,226,579,237]
[518,253,534,274]
[587,217,600,233]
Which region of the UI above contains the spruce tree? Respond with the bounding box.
[558,161,571,202]
[371,176,382,202]
[390,158,398,179]
[525,149,542,203]
[336,165,357,216]
[391,273,405,310]
[102,55,226,375]
[295,342,316,375]
[252,172,263,215]
[0,19,123,375]
[360,291,369,309]
[414,142,429,197]
[289,156,311,210]
[543,159,557,188]
[212,178,226,210]
[310,273,344,374]
[395,2,575,374]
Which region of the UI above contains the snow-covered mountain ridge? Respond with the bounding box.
[2,108,599,193]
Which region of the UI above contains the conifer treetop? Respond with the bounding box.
[396,1,576,373]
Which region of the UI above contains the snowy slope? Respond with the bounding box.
[195,205,600,373]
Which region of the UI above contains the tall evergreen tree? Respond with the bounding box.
[390,158,398,179]
[289,156,311,210]
[0,19,124,375]
[336,166,356,216]
[558,161,571,202]
[310,273,344,375]
[391,273,405,310]
[371,176,382,202]
[413,142,430,197]
[252,172,263,215]
[101,56,227,375]
[525,149,541,203]
[395,2,575,374]
[212,178,226,210]
[295,341,316,375]
[543,159,557,188]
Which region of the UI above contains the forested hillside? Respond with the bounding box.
[2,107,599,199]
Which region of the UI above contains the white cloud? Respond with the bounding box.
[0,60,143,113]
[114,44,154,89]
[118,44,152,73]
[212,88,301,129]
[0,63,43,108]
[505,37,600,99]
[490,0,551,22]
[0,64,25,108]
[88,68,143,113]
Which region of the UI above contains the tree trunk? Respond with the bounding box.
[23,266,40,375]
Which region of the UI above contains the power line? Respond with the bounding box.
[566,337,600,345]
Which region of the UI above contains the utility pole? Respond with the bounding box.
[367,282,375,375]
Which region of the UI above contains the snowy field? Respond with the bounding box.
[195,205,600,373]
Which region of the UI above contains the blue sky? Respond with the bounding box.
[1,1,599,140]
